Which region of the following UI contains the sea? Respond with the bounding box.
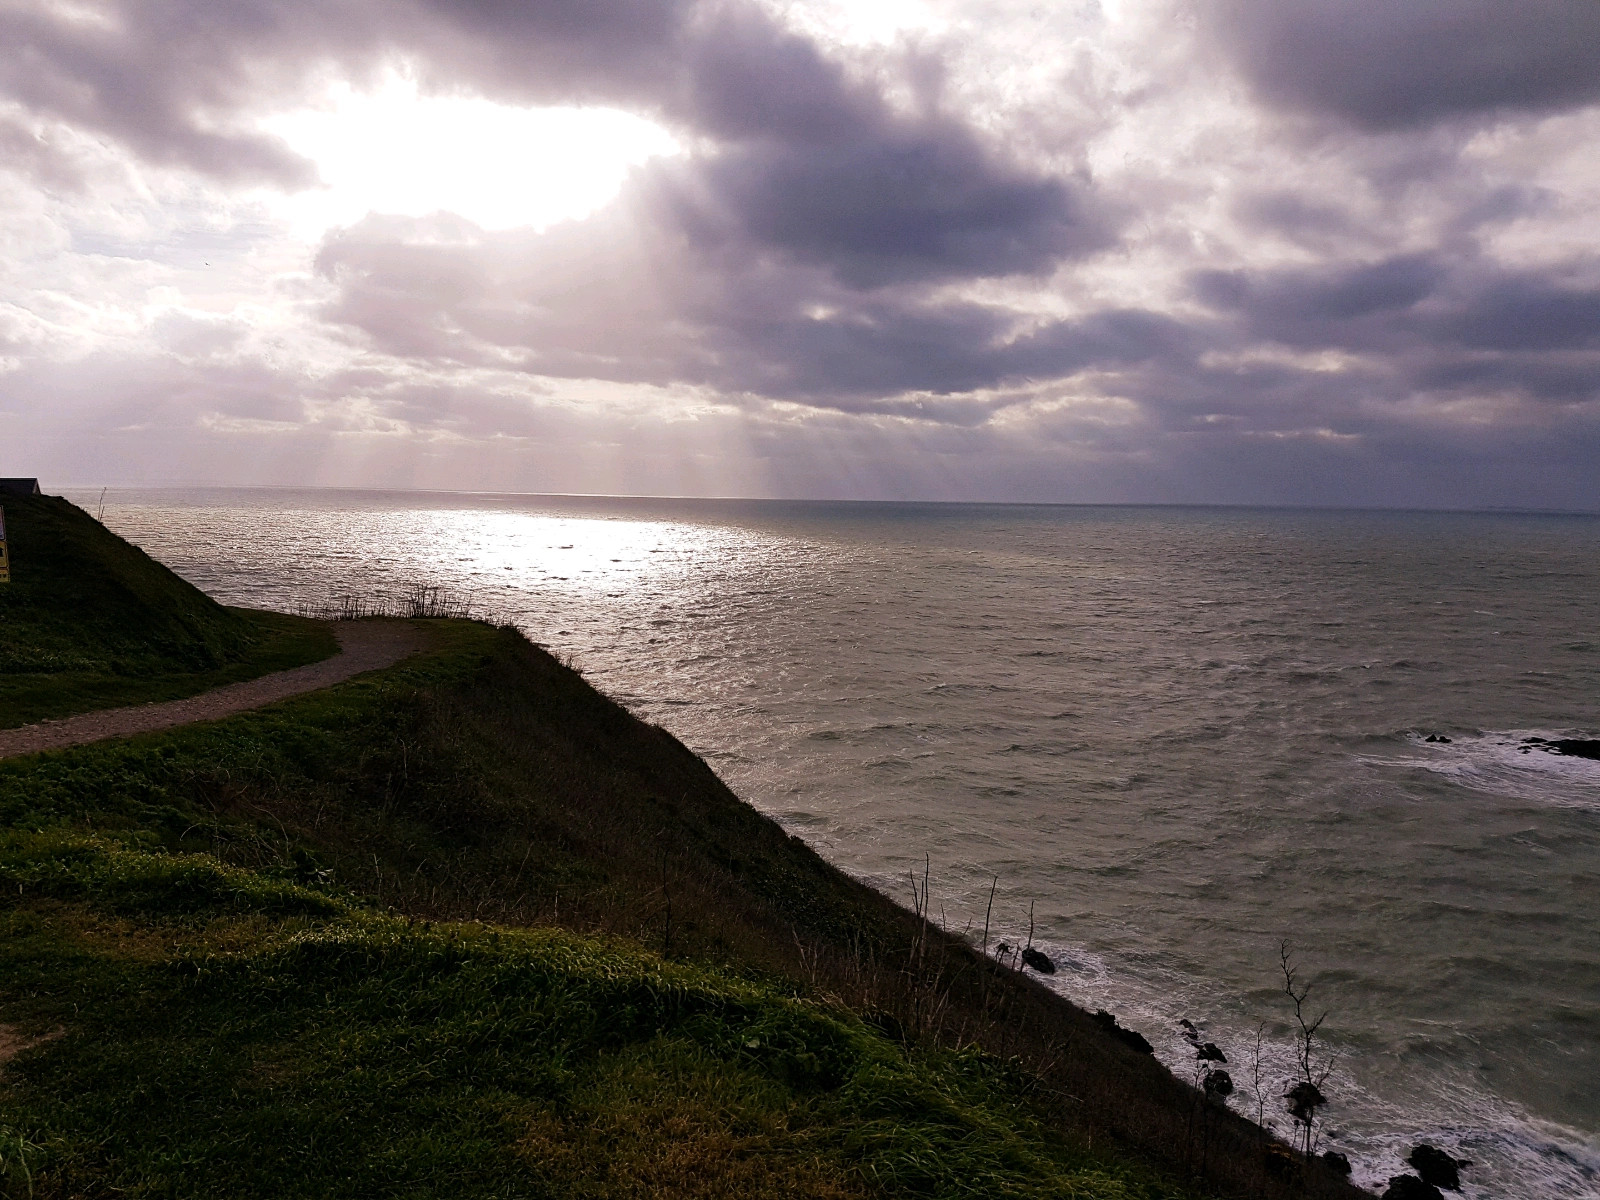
[66,487,1600,1199]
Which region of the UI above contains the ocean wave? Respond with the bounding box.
[1017,937,1600,1199]
[1360,730,1600,810]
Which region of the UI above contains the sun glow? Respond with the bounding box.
[263,75,680,237]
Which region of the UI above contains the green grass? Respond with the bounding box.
[0,835,1189,1199]
[0,492,253,674]
[0,492,337,728]
[0,620,1367,1200]
[0,621,912,976]
[0,609,337,730]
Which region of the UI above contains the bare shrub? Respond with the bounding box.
[296,583,475,622]
[1279,942,1337,1160]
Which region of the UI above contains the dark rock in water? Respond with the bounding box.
[1197,1041,1227,1063]
[1424,733,1453,743]
[1321,1150,1352,1176]
[1383,1174,1444,1200]
[994,941,1014,958]
[1408,1145,1469,1191]
[1548,738,1600,761]
[1020,946,1056,974]
[1203,1068,1233,1097]
[1520,735,1600,760]
[1091,1009,1153,1055]
[1178,1017,1199,1041]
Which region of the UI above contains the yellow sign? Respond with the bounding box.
[0,506,8,583]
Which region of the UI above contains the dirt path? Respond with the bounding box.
[0,621,427,760]
[0,1023,64,1077]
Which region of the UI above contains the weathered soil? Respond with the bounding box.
[0,1023,64,1077]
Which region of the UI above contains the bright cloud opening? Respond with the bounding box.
[263,75,680,237]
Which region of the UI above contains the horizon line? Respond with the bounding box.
[44,482,1600,519]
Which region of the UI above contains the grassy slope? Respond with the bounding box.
[0,626,1188,1200]
[0,620,1367,1200]
[0,859,1175,1200]
[0,493,335,727]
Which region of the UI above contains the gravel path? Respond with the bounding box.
[0,620,427,760]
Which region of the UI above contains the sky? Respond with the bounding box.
[2,0,1598,508]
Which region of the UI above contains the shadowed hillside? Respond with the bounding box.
[0,492,335,727]
[0,492,254,673]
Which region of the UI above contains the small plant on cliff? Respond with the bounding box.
[1179,1021,1234,1175]
[0,1124,42,1197]
[1279,942,1337,1161]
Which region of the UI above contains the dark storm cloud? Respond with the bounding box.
[718,304,1190,401]
[1412,356,1600,404]
[511,1,1104,287]
[1191,254,1448,350]
[1230,190,1353,247]
[313,201,1178,405]
[1437,276,1600,353]
[686,133,1099,286]
[1193,253,1600,362]
[1210,0,1600,130]
[661,9,1108,285]
[316,195,1600,437]
[1186,253,1600,426]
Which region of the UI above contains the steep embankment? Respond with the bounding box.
[0,503,1366,1199]
[0,619,1367,1200]
[0,493,335,728]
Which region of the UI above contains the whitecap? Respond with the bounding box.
[1360,730,1600,810]
[1007,939,1600,1199]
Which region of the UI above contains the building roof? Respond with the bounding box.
[0,479,41,495]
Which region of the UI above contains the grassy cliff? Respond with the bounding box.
[0,514,1368,1199]
[0,493,335,727]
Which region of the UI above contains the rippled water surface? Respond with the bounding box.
[72,488,1600,1198]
